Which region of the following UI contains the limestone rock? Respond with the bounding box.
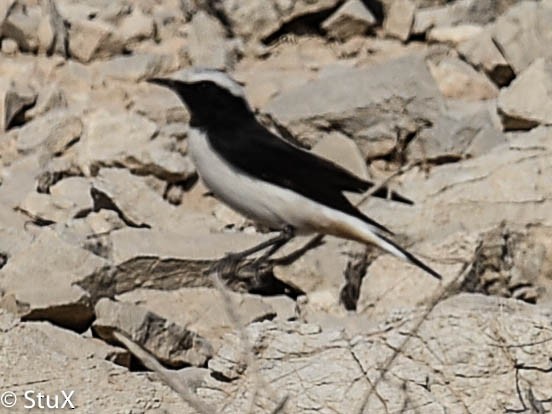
[118,287,296,350]
[24,83,68,121]
[0,78,36,131]
[118,6,155,47]
[413,0,520,35]
[0,228,107,331]
[1,38,18,54]
[407,103,506,161]
[427,24,483,45]
[16,110,82,155]
[492,1,552,74]
[68,18,124,63]
[217,0,341,43]
[77,111,193,181]
[0,309,201,412]
[38,0,68,56]
[457,28,514,86]
[93,298,213,368]
[99,53,175,82]
[364,126,552,243]
[384,0,416,42]
[208,294,552,412]
[2,4,41,53]
[188,10,236,69]
[428,55,498,101]
[321,0,377,41]
[265,53,444,159]
[497,57,552,130]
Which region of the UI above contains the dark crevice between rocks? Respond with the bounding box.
[489,36,515,87]
[36,170,82,194]
[21,304,95,334]
[459,225,540,304]
[340,249,371,311]
[205,0,235,37]
[90,187,151,228]
[361,0,384,21]
[262,6,341,45]
[77,258,305,305]
[6,98,37,130]
[163,175,198,206]
[0,252,8,270]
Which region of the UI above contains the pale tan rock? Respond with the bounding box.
[0,78,37,131]
[265,53,444,156]
[0,309,201,412]
[209,294,552,412]
[118,6,155,46]
[24,84,68,121]
[493,1,552,74]
[322,0,377,41]
[428,55,498,101]
[188,10,235,69]
[312,132,368,180]
[98,53,174,82]
[68,19,124,63]
[50,176,93,211]
[457,28,514,86]
[497,57,552,130]
[39,0,68,56]
[1,38,18,55]
[118,287,296,350]
[384,0,416,42]
[2,5,41,53]
[427,24,483,45]
[133,83,189,124]
[0,0,15,26]
[85,209,125,235]
[219,0,341,42]
[93,297,213,368]
[77,111,192,181]
[0,154,41,208]
[0,228,107,331]
[16,110,82,155]
[19,191,76,223]
[364,126,552,243]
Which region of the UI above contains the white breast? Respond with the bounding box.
[186,127,383,242]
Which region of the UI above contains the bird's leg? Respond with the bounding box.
[253,226,295,263]
[213,226,295,275]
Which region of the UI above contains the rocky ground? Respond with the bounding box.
[1,0,552,413]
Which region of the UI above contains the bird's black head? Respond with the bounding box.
[148,69,253,128]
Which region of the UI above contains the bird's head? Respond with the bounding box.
[148,68,252,127]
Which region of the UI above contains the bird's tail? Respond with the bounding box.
[344,216,442,280]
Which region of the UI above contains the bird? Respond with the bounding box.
[148,68,441,280]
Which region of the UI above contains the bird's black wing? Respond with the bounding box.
[206,121,412,234]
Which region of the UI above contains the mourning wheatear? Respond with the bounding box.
[149,69,441,279]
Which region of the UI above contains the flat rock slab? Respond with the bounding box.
[428,55,498,100]
[206,294,552,412]
[218,0,341,42]
[457,27,514,86]
[321,0,377,40]
[492,0,552,74]
[93,298,213,368]
[0,228,107,331]
[365,126,552,243]
[0,310,201,413]
[265,53,444,159]
[118,287,296,351]
[497,57,552,130]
